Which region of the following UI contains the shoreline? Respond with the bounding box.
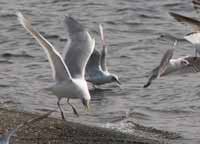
[0,108,178,144]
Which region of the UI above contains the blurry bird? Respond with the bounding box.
[169,12,200,56]
[144,41,200,88]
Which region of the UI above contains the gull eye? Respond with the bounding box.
[181,60,189,65]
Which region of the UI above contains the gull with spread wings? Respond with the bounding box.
[17,12,95,120]
[84,24,120,87]
[169,12,200,56]
[144,41,200,88]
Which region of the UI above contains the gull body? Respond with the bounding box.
[50,79,89,99]
[85,24,120,86]
[17,12,95,119]
[86,67,117,85]
[144,42,200,88]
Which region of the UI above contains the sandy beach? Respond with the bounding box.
[0,108,178,144]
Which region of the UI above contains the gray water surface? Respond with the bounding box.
[0,0,200,143]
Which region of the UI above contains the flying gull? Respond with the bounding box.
[17,12,95,120]
[144,41,200,88]
[169,12,200,56]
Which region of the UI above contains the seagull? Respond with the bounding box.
[0,111,53,144]
[144,41,200,88]
[169,12,200,56]
[84,24,120,87]
[17,12,95,120]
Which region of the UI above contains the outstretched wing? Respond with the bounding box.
[144,41,176,88]
[85,49,102,77]
[169,12,200,32]
[99,24,107,71]
[17,12,72,82]
[62,16,95,78]
[157,41,176,78]
[143,66,159,88]
[143,48,174,88]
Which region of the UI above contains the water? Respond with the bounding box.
[0,0,200,143]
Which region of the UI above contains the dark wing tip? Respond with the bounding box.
[64,15,84,33]
[169,12,177,17]
[193,0,200,5]
[169,11,200,30]
[143,81,151,88]
[169,12,181,16]
[169,12,181,18]
[169,12,185,22]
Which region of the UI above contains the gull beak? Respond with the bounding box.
[85,101,90,112]
[82,99,90,112]
[116,79,121,85]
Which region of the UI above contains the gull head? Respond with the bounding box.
[180,59,189,66]
[110,74,121,85]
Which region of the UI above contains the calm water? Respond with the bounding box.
[0,0,200,143]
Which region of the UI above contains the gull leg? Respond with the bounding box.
[57,98,66,121]
[67,98,79,117]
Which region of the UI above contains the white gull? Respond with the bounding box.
[17,12,95,120]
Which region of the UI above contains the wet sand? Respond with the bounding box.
[0,108,168,144]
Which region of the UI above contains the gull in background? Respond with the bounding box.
[0,111,53,144]
[169,12,200,56]
[192,0,200,13]
[17,12,95,120]
[84,24,120,87]
[144,41,200,88]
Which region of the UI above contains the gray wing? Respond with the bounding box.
[99,24,107,71]
[17,12,72,82]
[157,41,176,78]
[85,48,101,76]
[2,111,53,143]
[143,66,159,88]
[144,42,176,88]
[62,16,95,78]
[169,12,200,31]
